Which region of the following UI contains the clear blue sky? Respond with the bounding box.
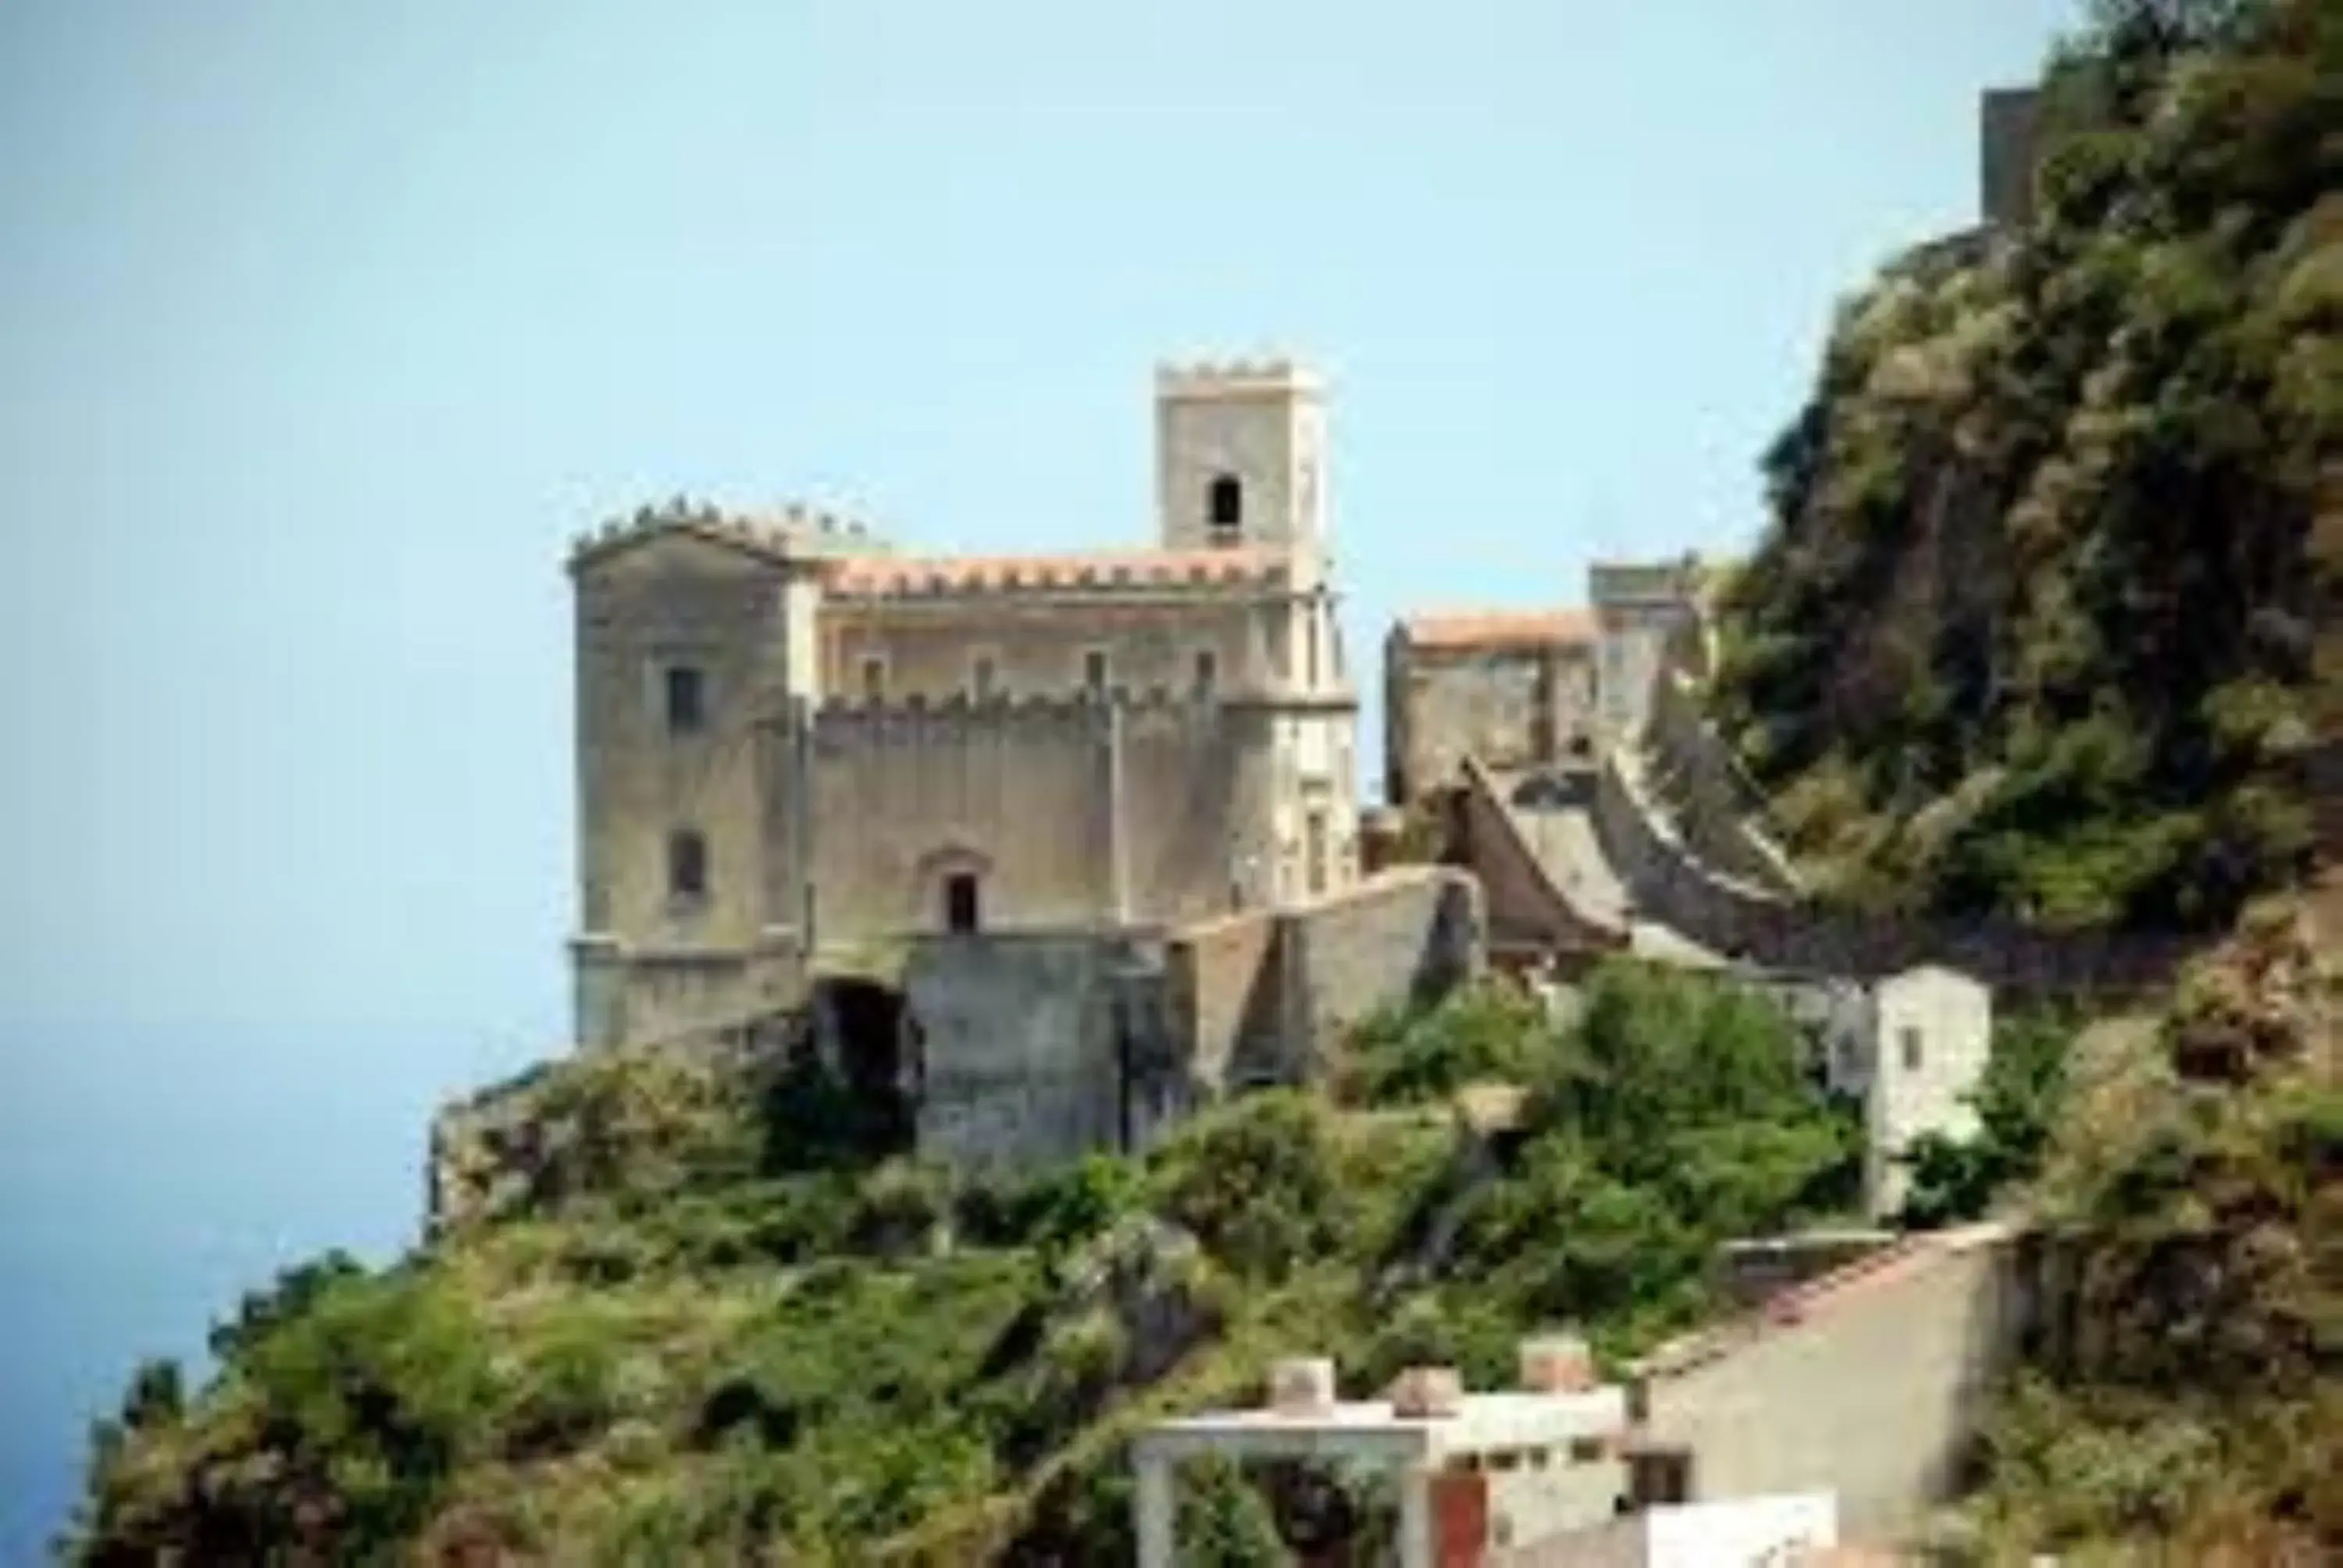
[0,0,2074,1554]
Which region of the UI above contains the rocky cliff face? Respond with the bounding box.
[1713,0,2342,935]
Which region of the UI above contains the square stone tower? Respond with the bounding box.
[1589,556,1703,744]
[1154,359,1329,555]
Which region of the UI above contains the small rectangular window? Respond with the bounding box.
[1083,650,1107,694]
[972,655,997,703]
[1900,1026,1923,1071]
[664,665,705,733]
[668,829,708,901]
[1193,649,1218,697]
[861,657,886,700]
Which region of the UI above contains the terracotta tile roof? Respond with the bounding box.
[1399,608,1597,650]
[826,543,1293,598]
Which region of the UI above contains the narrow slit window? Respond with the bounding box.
[665,665,705,733]
[1193,648,1218,697]
[1900,1026,1924,1071]
[668,829,708,901]
[861,657,886,700]
[1083,650,1107,694]
[972,655,997,703]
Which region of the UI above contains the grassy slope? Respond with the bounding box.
[1712,0,2341,933]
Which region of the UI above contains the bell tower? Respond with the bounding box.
[1154,358,1328,554]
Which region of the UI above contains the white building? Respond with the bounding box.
[1525,1491,1840,1567]
[1747,963,1995,1221]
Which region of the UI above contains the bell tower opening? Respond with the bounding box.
[1154,358,1326,553]
[1207,473,1243,541]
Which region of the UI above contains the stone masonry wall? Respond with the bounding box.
[1161,909,1282,1092]
[1276,864,1486,1078]
[1592,747,2194,1000]
[1387,640,1598,805]
[1160,866,1487,1097]
[826,593,1277,707]
[571,530,808,1048]
[1641,668,1802,896]
[896,875,1485,1178]
[806,689,1270,946]
[903,930,1163,1173]
[1452,760,1625,962]
[572,939,805,1057]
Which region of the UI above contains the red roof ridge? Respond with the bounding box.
[828,542,1295,597]
[1398,608,1598,650]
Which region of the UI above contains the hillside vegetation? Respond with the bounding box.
[1714,0,2342,932]
[63,965,1870,1566]
[1956,893,2341,1562]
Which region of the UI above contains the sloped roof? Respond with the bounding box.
[1397,608,1597,650]
[1631,1221,2021,1383]
[826,542,1293,599]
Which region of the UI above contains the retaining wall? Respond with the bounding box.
[1592,747,2193,1000]
[1639,670,1803,896]
[1165,864,1488,1093]
[1453,758,1631,961]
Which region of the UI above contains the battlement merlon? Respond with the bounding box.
[1154,357,1326,401]
[802,683,1265,730]
[566,496,895,574]
[1589,555,1704,610]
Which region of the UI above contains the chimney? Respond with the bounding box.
[1268,1357,1336,1417]
[1389,1366,1464,1419]
[1520,1334,1596,1394]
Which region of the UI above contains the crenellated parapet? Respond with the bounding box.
[567,493,892,572]
[1589,555,1703,611]
[1154,355,1324,400]
[827,543,1293,602]
[810,682,1232,734]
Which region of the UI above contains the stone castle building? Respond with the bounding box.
[1383,557,1707,806]
[566,359,1361,1049]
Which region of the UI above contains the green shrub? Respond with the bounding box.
[1343,978,1558,1107]
[1145,1093,1346,1281]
